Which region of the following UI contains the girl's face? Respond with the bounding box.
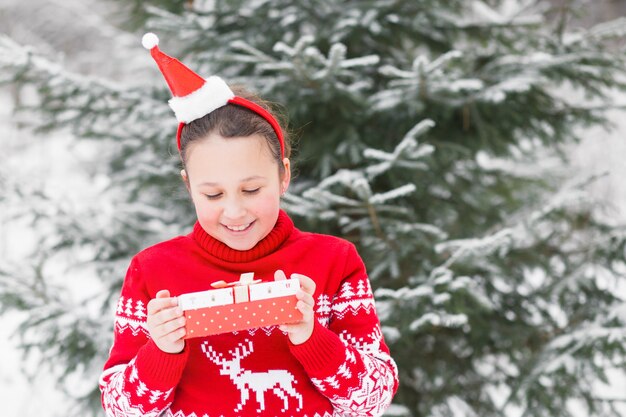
[182,133,290,251]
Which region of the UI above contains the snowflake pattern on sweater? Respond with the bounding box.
[99,211,398,417]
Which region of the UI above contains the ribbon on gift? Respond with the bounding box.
[210,272,262,303]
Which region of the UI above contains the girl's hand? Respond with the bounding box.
[278,272,316,345]
[146,290,186,354]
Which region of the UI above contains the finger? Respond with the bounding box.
[152,305,183,325]
[157,315,187,335]
[169,327,186,341]
[278,323,295,333]
[279,322,305,333]
[296,300,314,317]
[291,273,316,295]
[156,326,186,346]
[171,327,186,341]
[296,290,314,306]
[274,269,288,281]
[147,296,178,315]
[160,325,186,341]
[151,313,185,337]
[156,289,170,299]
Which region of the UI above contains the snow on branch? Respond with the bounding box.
[435,228,516,268]
[369,184,416,204]
[364,120,434,179]
[564,17,626,46]
[263,36,380,89]
[453,0,543,28]
[0,34,169,142]
[374,50,482,109]
[230,40,277,63]
[522,319,626,394]
[409,312,468,331]
[0,35,123,96]
[434,171,604,271]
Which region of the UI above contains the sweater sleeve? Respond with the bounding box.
[99,256,189,417]
[288,243,399,416]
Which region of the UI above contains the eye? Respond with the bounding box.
[204,193,222,200]
[243,188,261,195]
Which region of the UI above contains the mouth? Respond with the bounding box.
[223,221,255,233]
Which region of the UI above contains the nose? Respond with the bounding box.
[222,195,246,220]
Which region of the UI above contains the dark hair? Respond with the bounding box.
[179,86,291,178]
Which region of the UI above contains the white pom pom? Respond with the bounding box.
[142,33,159,50]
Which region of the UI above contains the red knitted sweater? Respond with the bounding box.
[99,210,398,417]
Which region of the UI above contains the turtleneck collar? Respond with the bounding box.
[191,210,294,263]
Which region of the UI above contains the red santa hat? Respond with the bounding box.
[142,32,284,157]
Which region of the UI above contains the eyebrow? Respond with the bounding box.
[198,175,266,186]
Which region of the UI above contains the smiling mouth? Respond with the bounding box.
[224,221,254,232]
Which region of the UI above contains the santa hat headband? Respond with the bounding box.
[142,33,285,158]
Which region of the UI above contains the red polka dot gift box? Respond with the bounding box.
[178,271,303,338]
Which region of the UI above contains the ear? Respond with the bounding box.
[280,158,291,195]
[180,169,190,193]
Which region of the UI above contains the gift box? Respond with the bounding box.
[178,272,302,338]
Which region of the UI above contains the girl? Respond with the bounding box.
[99,33,398,417]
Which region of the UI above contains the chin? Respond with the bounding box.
[233,243,255,251]
[225,238,258,252]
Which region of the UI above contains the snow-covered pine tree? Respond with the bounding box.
[1,0,626,416]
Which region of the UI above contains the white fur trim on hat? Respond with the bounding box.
[168,76,235,123]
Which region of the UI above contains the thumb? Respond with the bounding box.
[274,269,288,280]
[291,273,316,294]
[156,289,170,299]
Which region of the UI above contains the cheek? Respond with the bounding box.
[256,190,281,213]
[192,194,220,221]
[241,191,281,223]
